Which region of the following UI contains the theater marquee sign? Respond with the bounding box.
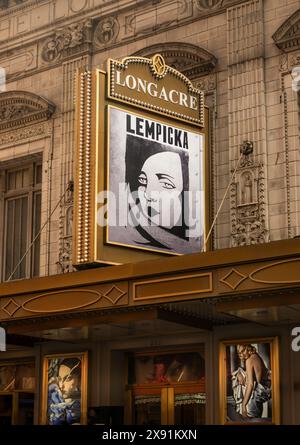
[108,55,204,126]
[73,55,207,267]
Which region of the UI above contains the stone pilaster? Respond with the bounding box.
[227,0,269,246]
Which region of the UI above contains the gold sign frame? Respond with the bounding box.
[73,55,209,266]
[108,55,205,127]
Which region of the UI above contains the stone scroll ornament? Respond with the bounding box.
[41,21,90,63]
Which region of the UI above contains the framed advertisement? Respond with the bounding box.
[106,105,205,255]
[74,55,208,266]
[41,352,88,425]
[219,337,280,425]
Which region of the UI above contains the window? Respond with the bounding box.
[1,162,42,281]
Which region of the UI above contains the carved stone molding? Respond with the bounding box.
[0,121,51,147]
[279,51,300,74]
[195,73,217,92]
[40,19,93,64]
[0,0,28,9]
[0,0,246,82]
[133,43,217,79]
[0,90,55,132]
[273,8,300,52]
[230,145,269,247]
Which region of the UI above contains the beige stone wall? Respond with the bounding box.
[264,0,300,242]
[0,0,300,278]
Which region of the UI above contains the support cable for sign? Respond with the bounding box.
[7,181,74,282]
[204,151,244,250]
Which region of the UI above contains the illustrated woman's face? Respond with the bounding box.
[137,152,183,227]
[237,346,251,361]
[58,364,79,398]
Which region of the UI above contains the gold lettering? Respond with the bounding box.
[159,87,169,102]
[169,90,179,104]
[116,70,126,87]
[147,82,158,98]
[113,69,199,115]
[125,75,137,90]
[190,95,197,110]
[179,92,188,108]
[137,77,147,94]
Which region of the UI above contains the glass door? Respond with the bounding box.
[125,346,206,425]
[126,386,174,425]
[174,392,206,425]
[134,394,161,425]
[126,386,206,425]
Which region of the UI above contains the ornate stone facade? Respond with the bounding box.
[273,8,300,53]
[0,91,55,131]
[1,0,300,427]
[231,142,269,247]
[0,0,299,271]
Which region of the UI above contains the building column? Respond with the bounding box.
[227,0,269,247]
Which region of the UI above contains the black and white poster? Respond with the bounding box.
[105,106,205,255]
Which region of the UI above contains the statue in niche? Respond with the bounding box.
[65,206,73,237]
[241,172,254,205]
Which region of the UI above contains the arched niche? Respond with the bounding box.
[0,91,56,132]
[273,8,300,52]
[133,42,217,79]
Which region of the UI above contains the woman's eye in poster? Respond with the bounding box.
[43,353,87,425]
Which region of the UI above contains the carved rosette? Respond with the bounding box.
[195,74,217,93]
[94,16,120,47]
[231,146,269,247]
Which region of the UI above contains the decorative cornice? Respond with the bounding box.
[133,43,217,79]
[273,8,300,52]
[0,121,51,147]
[0,0,31,16]
[0,0,244,82]
[0,90,55,132]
